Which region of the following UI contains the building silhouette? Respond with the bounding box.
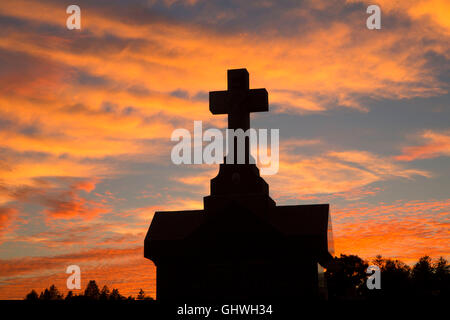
[144,68,334,301]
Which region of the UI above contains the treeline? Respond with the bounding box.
[24,280,153,301]
[23,255,448,301]
[326,255,449,300]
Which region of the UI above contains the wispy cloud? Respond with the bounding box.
[396,130,450,161]
[0,246,155,299]
[269,145,429,200]
[0,0,448,299]
[0,207,18,239]
[333,199,450,264]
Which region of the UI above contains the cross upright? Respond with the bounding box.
[209,69,268,131]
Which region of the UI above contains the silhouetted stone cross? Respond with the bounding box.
[209,68,268,131]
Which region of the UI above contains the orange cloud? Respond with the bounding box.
[73,179,98,193]
[349,0,450,34]
[1,0,448,115]
[40,180,109,220]
[0,246,155,299]
[1,178,109,221]
[332,199,450,264]
[0,0,448,299]
[0,206,18,239]
[0,0,446,209]
[0,197,447,299]
[268,146,429,199]
[166,139,430,202]
[396,130,450,161]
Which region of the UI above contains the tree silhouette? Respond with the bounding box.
[24,282,152,301]
[22,255,446,301]
[433,257,449,297]
[411,256,434,297]
[25,289,39,300]
[326,254,368,300]
[136,288,153,300]
[65,290,74,300]
[38,285,63,300]
[84,280,100,300]
[109,288,124,301]
[137,289,145,300]
[365,255,411,299]
[326,254,449,300]
[100,285,110,300]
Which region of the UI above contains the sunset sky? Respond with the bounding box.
[0,0,449,299]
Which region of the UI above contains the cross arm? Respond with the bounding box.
[209,88,269,115]
[247,88,268,112]
[209,90,229,114]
